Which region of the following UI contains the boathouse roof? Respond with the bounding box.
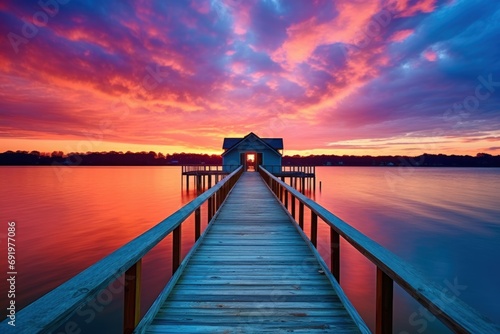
[222,132,283,151]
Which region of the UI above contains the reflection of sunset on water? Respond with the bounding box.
[1,166,499,332]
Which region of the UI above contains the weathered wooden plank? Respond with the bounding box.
[159,301,343,310]
[145,324,359,334]
[152,316,356,325]
[169,287,337,295]
[176,281,333,286]
[157,307,348,317]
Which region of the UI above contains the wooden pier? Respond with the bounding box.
[3,166,499,334]
[182,164,316,192]
[136,172,368,333]
[181,165,239,192]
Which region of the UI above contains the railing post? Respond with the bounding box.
[311,212,317,247]
[213,192,217,214]
[376,267,393,334]
[208,196,213,222]
[299,202,304,230]
[172,224,182,273]
[195,207,201,241]
[330,228,340,282]
[215,190,220,211]
[284,189,288,209]
[124,259,142,334]
[291,195,296,219]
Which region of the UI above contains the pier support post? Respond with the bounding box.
[124,259,142,334]
[196,175,202,194]
[195,208,201,241]
[330,228,340,282]
[284,189,288,209]
[376,268,393,334]
[299,202,304,230]
[172,225,182,273]
[311,212,318,247]
[208,197,213,222]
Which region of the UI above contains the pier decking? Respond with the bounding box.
[136,172,367,333]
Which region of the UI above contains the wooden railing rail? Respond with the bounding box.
[2,166,243,334]
[181,164,240,173]
[259,166,499,334]
[262,165,315,174]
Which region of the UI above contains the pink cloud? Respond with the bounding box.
[190,1,211,14]
[423,49,437,61]
[272,1,380,68]
[390,29,414,42]
[391,0,437,17]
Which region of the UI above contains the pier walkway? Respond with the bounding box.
[135,172,367,333]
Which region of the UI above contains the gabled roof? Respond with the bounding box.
[222,132,283,157]
[262,138,284,150]
[222,134,283,150]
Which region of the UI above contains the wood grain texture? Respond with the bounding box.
[136,172,368,333]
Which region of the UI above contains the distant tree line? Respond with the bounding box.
[1,150,499,167]
[282,153,500,167]
[0,151,221,166]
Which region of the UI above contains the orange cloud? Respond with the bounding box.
[272,1,380,68]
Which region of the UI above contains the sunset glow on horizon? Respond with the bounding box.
[1,0,499,156]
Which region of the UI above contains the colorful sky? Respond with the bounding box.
[1,0,499,156]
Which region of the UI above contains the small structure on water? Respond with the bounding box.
[181,132,315,192]
[222,132,283,172]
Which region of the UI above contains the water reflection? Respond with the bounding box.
[311,167,500,332]
[1,166,498,333]
[0,166,202,333]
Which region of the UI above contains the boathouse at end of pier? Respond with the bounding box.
[221,132,283,172]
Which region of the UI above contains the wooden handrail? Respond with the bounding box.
[259,166,499,334]
[1,166,243,334]
[181,164,240,173]
[261,165,316,174]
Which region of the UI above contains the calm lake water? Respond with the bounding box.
[1,166,499,333]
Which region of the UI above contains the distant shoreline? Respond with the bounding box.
[1,151,499,167]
